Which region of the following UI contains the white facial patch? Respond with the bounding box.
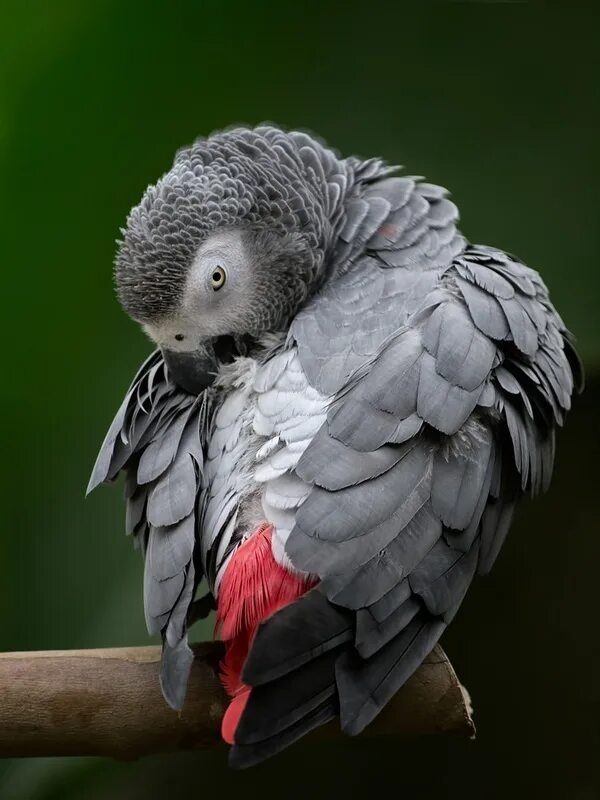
[142,228,250,351]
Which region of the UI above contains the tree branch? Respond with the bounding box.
[0,643,474,759]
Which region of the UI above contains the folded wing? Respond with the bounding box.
[230,171,581,767]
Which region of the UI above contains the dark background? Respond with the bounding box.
[1,2,598,798]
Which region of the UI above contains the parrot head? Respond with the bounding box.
[114,129,331,393]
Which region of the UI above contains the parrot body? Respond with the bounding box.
[89,125,582,767]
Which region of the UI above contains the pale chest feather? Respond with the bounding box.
[200,348,331,593]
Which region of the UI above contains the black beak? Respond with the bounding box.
[162,336,240,394]
[162,347,218,394]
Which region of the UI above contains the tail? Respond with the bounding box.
[217,524,450,769]
[215,524,316,746]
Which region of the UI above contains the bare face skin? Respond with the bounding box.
[142,229,249,354]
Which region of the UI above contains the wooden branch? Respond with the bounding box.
[0,643,474,759]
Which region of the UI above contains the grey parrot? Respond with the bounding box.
[88,125,582,767]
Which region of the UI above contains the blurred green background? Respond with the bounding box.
[1,1,599,798]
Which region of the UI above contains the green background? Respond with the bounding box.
[1,2,598,798]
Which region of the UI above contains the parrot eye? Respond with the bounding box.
[210,266,226,291]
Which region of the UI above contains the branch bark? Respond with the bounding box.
[0,642,474,759]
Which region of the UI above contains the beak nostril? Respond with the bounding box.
[174,334,185,342]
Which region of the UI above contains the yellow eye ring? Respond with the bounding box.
[210,266,226,291]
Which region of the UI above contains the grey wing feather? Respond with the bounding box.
[87,351,163,492]
[159,635,194,711]
[88,351,211,710]
[336,613,446,735]
[355,595,421,659]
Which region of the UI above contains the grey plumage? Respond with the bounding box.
[115,128,339,325]
[336,614,446,736]
[355,595,421,659]
[88,124,582,767]
[88,352,210,707]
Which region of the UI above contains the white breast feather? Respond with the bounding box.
[203,347,331,589]
[253,349,331,571]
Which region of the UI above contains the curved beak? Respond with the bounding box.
[162,347,218,394]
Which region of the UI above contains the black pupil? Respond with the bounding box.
[213,270,222,283]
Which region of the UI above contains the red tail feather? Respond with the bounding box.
[216,524,315,744]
